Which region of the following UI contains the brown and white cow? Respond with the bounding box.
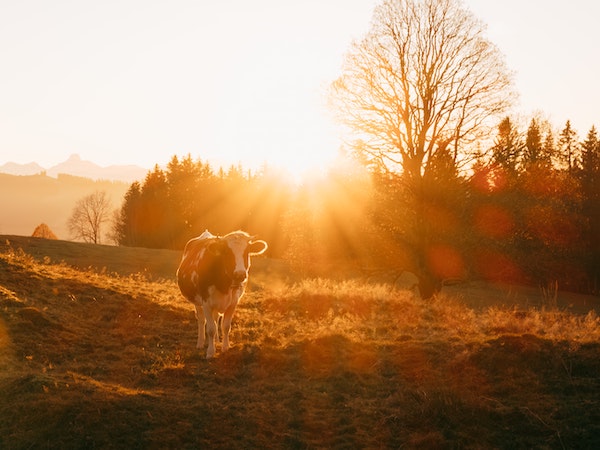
[177,230,268,358]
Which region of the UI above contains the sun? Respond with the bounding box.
[269,148,340,186]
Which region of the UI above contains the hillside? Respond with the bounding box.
[1,237,599,448]
[0,173,130,239]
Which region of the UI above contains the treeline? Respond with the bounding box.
[112,155,293,255]
[368,117,600,294]
[112,118,600,294]
[466,118,600,293]
[372,118,600,297]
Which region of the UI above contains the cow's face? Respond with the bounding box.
[218,232,268,286]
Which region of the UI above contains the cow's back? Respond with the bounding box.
[177,236,216,302]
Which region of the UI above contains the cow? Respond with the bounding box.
[176,230,268,358]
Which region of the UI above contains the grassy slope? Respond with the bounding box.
[0,236,599,449]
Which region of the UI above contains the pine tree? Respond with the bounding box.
[524,118,544,166]
[543,129,555,164]
[166,154,202,247]
[580,126,600,176]
[113,182,142,246]
[492,116,522,173]
[578,126,600,291]
[558,120,580,171]
[139,166,171,248]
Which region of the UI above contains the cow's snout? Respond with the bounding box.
[232,270,247,284]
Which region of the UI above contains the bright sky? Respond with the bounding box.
[1,0,599,175]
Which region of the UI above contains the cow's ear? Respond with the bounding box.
[248,239,268,255]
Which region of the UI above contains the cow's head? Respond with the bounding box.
[208,231,268,287]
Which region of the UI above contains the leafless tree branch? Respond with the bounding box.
[331,0,515,177]
[67,190,112,244]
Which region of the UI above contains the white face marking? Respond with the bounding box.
[226,236,249,275]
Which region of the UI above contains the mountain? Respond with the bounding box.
[0,154,147,183]
[0,161,45,176]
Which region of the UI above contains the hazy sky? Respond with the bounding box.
[1,0,599,175]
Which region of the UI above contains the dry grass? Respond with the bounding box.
[1,236,599,449]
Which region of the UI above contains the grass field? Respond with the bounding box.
[1,236,599,449]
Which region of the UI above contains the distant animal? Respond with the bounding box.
[176,230,268,358]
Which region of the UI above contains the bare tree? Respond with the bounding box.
[331,0,515,298]
[331,0,514,176]
[67,190,112,244]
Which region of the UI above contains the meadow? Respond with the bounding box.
[0,236,599,449]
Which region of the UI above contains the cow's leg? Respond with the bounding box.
[221,304,237,353]
[194,304,205,349]
[203,304,218,359]
[212,310,220,344]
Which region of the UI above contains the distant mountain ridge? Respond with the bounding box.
[0,154,147,182]
[0,161,45,175]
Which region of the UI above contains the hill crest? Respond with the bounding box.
[0,153,146,183]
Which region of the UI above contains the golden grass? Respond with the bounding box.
[260,277,600,347]
[0,237,599,449]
